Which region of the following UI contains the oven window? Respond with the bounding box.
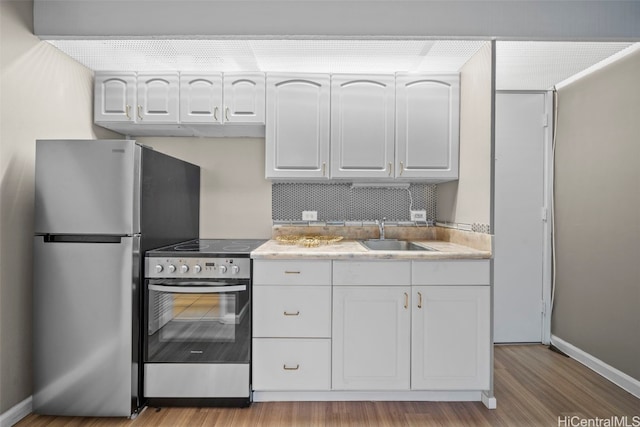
[146,285,250,363]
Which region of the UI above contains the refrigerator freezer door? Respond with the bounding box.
[34,139,140,235]
[33,236,137,417]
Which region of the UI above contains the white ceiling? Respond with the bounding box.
[48,39,638,90]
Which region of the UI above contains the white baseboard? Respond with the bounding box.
[0,396,32,427]
[253,390,484,402]
[551,335,640,399]
[481,391,497,409]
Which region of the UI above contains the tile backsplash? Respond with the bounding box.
[272,183,436,222]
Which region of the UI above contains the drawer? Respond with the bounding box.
[252,338,331,391]
[333,260,410,286]
[412,260,490,285]
[253,286,331,338]
[253,260,332,286]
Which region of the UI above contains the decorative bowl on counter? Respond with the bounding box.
[276,235,344,248]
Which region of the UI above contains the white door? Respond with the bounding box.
[331,75,395,179]
[411,286,490,390]
[223,73,265,123]
[332,286,411,390]
[94,72,136,123]
[395,74,460,180]
[494,92,549,343]
[179,73,223,124]
[265,74,330,179]
[136,73,179,123]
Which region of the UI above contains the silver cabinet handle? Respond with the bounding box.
[214,106,219,121]
[225,107,230,121]
[284,271,301,275]
[417,291,423,309]
[388,162,393,176]
[400,161,404,176]
[284,311,300,316]
[404,292,409,309]
[125,105,131,120]
[322,162,326,177]
[137,105,143,121]
[283,364,299,371]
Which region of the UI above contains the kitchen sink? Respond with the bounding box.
[359,239,437,251]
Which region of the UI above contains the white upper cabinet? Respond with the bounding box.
[136,72,179,123]
[94,72,136,123]
[179,73,223,124]
[223,73,265,124]
[396,74,460,180]
[331,75,395,179]
[265,74,330,179]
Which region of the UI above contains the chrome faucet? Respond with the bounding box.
[377,217,387,240]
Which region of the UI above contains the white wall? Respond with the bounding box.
[436,42,492,228]
[137,137,272,239]
[0,0,116,413]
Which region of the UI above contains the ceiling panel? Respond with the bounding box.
[496,41,636,90]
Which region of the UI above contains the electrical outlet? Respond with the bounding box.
[302,211,318,221]
[410,210,427,222]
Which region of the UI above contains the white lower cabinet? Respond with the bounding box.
[252,258,492,398]
[332,286,411,390]
[411,285,491,390]
[253,260,332,391]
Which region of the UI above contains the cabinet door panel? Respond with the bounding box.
[331,75,395,178]
[95,72,136,122]
[180,73,222,123]
[223,73,265,123]
[396,74,459,180]
[412,286,490,390]
[332,286,410,390]
[137,73,179,123]
[266,74,330,179]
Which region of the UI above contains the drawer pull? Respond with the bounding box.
[284,311,300,316]
[417,291,423,309]
[284,271,301,274]
[404,292,409,309]
[283,364,300,371]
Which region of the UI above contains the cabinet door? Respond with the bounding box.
[265,74,330,179]
[332,286,410,390]
[136,73,179,123]
[396,74,460,181]
[412,286,490,390]
[179,73,223,124]
[331,75,395,179]
[223,73,265,123]
[94,72,136,123]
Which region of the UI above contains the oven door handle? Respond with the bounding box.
[148,284,247,294]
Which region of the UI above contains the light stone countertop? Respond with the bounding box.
[251,239,491,260]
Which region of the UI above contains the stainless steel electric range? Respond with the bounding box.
[143,238,266,407]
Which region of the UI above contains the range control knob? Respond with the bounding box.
[219,265,227,274]
[232,265,240,274]
[180,264,189,273]
[155,265,164,273]
[167,264,176,273]
[193,265,202,273]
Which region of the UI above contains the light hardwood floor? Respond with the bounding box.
[18,345,640,426]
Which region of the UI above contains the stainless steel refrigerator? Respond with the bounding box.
[33,139,200,417]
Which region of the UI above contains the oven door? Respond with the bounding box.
[145,280,250,364]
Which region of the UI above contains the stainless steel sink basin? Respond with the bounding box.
[359,239,437,251]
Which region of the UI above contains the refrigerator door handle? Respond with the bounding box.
[43,235,123,244]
